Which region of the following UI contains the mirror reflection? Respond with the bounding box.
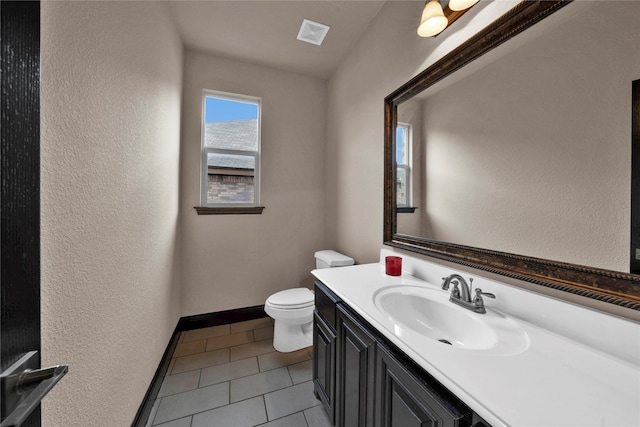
[395,0,639,273]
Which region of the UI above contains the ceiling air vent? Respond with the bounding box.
[296,19,330,46]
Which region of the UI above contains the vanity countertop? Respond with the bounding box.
[312,262,640,427]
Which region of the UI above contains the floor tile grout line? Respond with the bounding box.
[168,353,308,386]
[173,337,274,365]
[154,381,230,407]
[158,394,269,426]
[285,363,295,386]
[172,339,208,359]
[200,358,304,390]
[170,347,231,375]
[199,357,262,389]
[156,402,224,426]
[159,353,285,402]
[230,385,290,407]
[260,395,268,424]
[197,367,203,390]
[157,378,312,418]
[205,336,257,353]
[153,381,233,425]
[182,328,231,343]
[169,352,301,392]
[302,408,311,427]
[182,329,231,344]
[181,319,273,342]
[253,410,309,427]
[159,321,303,426]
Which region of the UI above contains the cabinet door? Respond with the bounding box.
[336,305,376,427]
[313,311,336,424]
[376,344,462,427]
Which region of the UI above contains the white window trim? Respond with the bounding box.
[201,89,262,208]
[396,122,412,208]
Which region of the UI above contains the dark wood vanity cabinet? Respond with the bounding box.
[336,304,376,427]
[313,281,340,424]
[313,311,336,423]
[313,280,486,427]
[376,343,464,427]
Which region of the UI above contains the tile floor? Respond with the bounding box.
[145,317,333,427]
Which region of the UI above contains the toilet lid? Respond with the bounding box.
[267,288,314,309]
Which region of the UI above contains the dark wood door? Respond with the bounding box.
[336,305,376,427]
[1,1,42,425]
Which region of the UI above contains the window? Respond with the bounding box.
[200,90,261,211]
[396,122,412,208]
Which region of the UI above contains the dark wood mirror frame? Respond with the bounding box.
[384,0,640,312]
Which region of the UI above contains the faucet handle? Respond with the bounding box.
[450,280,461,299]
[472,288,495,314]
[474,288,495,300]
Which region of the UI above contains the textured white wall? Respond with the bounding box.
[180,51,327,316]
[40,2,183,426]
[325,1,516,263]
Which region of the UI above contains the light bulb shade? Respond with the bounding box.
[448,0,479,12]
[417,0,448,37]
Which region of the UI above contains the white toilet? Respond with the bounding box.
[265,250,354,352]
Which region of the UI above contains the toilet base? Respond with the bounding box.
[272,319,313,352]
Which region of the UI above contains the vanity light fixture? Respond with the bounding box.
[448,0,479,12]
[417,0,448,37]
[417,0,478,37]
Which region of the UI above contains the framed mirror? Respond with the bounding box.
[384,0,640,313]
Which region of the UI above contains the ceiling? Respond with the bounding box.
[168,1,389,79]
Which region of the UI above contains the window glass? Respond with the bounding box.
[397,167,408,206]
[396,126,408,165]
[202,91,261,207]
[396,123,412,207]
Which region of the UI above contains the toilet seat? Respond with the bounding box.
[266,288,314,310]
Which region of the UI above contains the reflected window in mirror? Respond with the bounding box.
[383,0,640,313]
[396,123,415,213]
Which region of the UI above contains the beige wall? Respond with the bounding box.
[325,1,515,263]
[179,51,327,316]
[39,0,627,424]
[41,2,183,425]
[417,1,637,272]
[326,0,635,273]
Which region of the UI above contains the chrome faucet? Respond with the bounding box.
[441,274,471,302]
[441,274,495,314]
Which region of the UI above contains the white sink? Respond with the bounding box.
[373,285,529,355]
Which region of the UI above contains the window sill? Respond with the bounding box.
[397,207,417,213]
[194,206,265,215]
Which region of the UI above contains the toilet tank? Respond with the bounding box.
[314,250,354,269]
